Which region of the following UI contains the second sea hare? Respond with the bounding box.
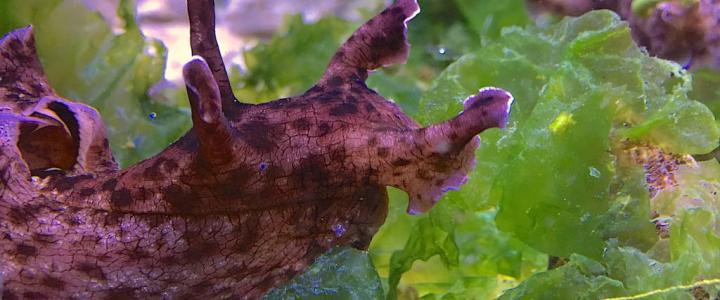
[0,0,513,298]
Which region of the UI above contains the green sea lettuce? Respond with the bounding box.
[234,15,354,102]
[262,247,385,300]
[414,9,720,299]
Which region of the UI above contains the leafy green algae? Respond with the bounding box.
[263,247,385,300]
[410,10,720,300]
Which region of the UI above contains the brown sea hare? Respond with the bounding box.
[0,0,513,298]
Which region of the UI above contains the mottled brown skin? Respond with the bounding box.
[526,0,720,70]
[0,0,513,298]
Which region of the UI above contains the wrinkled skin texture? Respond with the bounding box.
[527,0,720,70]
[0,0,513,298]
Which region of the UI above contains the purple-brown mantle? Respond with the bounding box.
[0,0,513,298]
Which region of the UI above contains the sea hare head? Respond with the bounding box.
[379,87,514,214]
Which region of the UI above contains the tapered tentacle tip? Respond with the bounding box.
[463,87,514,129]
[183,55,210,87]
[321,0,420,83]
[183,55,223,124]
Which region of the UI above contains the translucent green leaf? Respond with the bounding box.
[498,254,625,300]
[453,0,530,42]
[377,197,545,300]
[234,15,355,102]
[690,68,720,122]
[263,247,384,300]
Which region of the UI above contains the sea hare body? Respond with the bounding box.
[0,0,513,298]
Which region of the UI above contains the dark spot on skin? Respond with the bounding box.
[318,90,343,102]
[8,205,31,225]
[77,261,106,281]
[184,240,220,261]
[330,103,358,116]
[435,179,445,186]
[143,158,178,179]
[292,118,311,131]
[367,168,379,177]
[377,147,390,157]
[238,121,278,152]
[53,174,93,192]
[429,155,454,173]
[41,276,66,290]
[32,233,56,244]
[174,133,200,153]
[329,148,345,162]
[368,137,378,146]
[110,188,132,207]
[3,290,18,300]
[164,184,196,213]
[127,248,151,260]
[16,243,37,256]
[215,165,254,197]
[416,169,432,180]
[327,75,344,88]
[317,123,332,136]
[306,85,325,94]
[190,280,213,295]
[392,158,412,167]
[79,188,95,197]
[265,98,290,109]
[390,6,404,16]
[68,215,84,226]
[293,156,332,188]
[365,103,376,112]
[105,287,136,300]
[104,213,123,227]
[344,94,358,102]
[22,292,49,300]
[335,50,345,58]
[231,215,262,252]
[350,85,367,95]
[102,178,118,191]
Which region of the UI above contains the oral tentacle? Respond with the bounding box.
[378,87,514,214]
[183,56,238,167]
